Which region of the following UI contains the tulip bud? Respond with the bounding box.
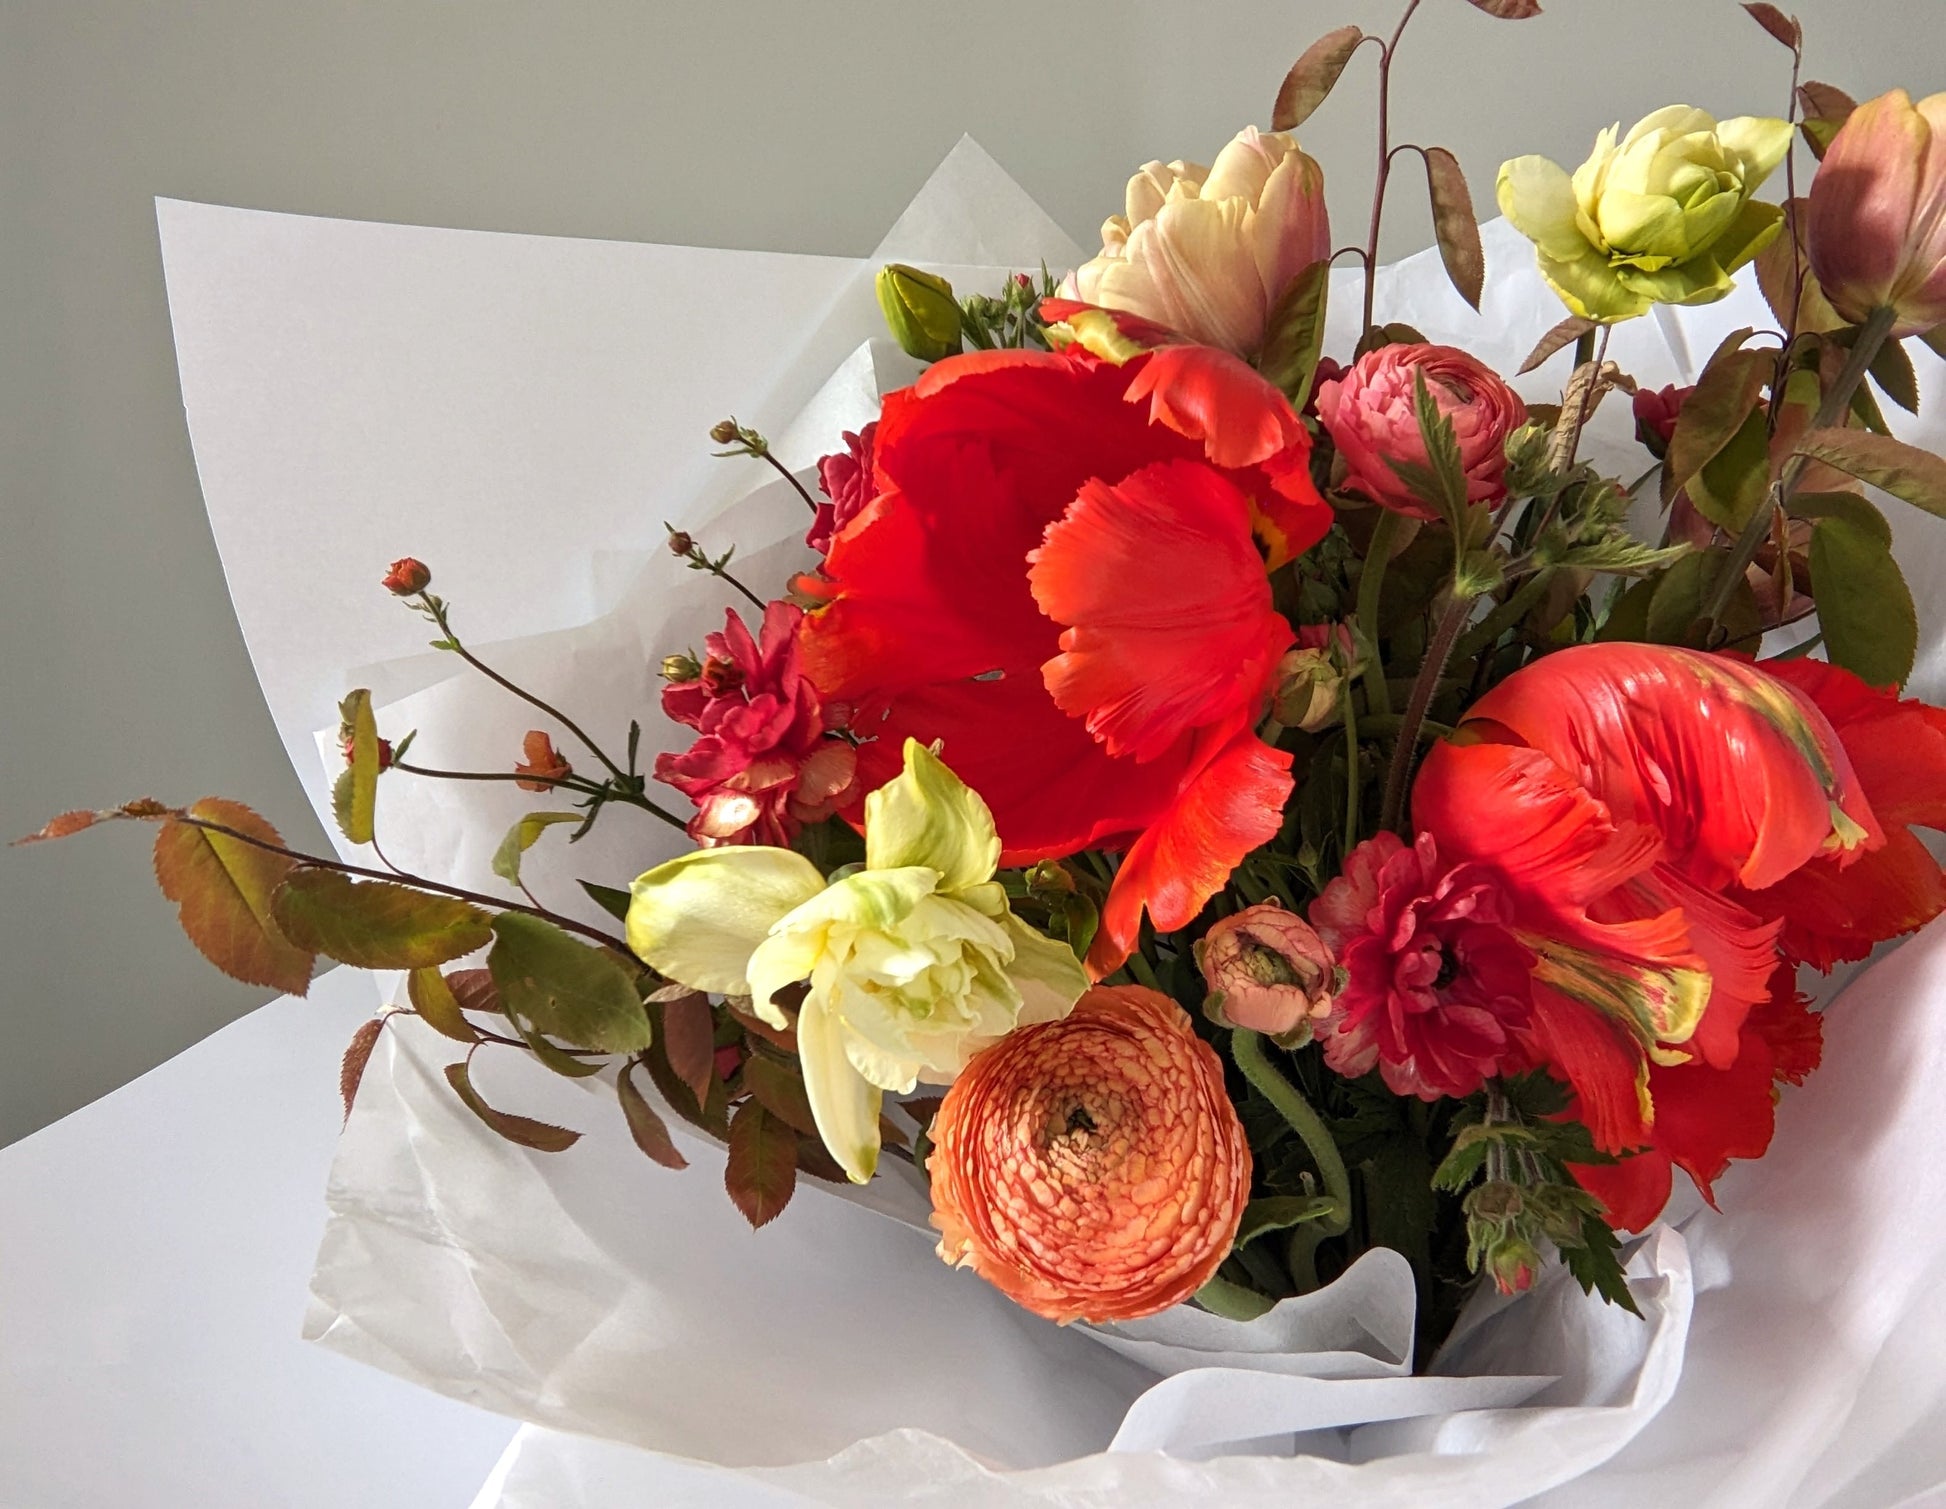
[1198,903,1337,1042]
[875,264,963,361]
[382,557,431,595]
[1806,89,1946,338]
[660,651,702,684]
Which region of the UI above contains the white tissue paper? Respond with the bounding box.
[156,141,1946,1507]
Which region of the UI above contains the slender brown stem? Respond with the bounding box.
[1380,590,1471,834]
[759,450,822,514]
[1361,0,1425,337]
[420,595,632,787]
[179,814,633,954]
[392,759,690,834]
[1560,324,1613,473]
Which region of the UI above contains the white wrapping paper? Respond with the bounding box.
[157,144,1946,1506]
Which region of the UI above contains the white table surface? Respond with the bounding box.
[0,967,519,1508]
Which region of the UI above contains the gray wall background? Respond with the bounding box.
[1,0,1931,1145]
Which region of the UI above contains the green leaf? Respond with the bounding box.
[487,912,653,1055]
[510,1012,607,1078]
[1424,147,1484,311]
[1271,25,1364,131]
[1798,81,1856,159]
[1642,552,1760,648]
[1391,368,1472,537]
[153,799,315,995]
[1687,405,1773,533]
[1234,1195,1341,1248]
[407,966,480,1044]
[491,811,581,889]
[270,870,492,969]
[334,689,380,847]
[1811,517,1918,687]
[1258,260,1331,409]
[1194,1273,1276,1321]
[1663,338,1766,508]
[1560,1216,1643,1316]
[1870,335,1921,415]
[1559,530,1693,577]
[443,1059,580,1152]
[1797,427,1946,518]
[618,1062,689,1170]
[724,1100,797,1229]
[1787,489,1893,546]
[579,880,634,923]
[1598,575,1656,641]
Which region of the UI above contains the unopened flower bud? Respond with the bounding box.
[709,418,742,446]
[1483,1230,1541,1296]
[1271,624,1356,733]
[513,730,572,792]
[339,732,394,770]
[875,263,963,362]
[1199,903,1336,1041]
[1501,421,1554,496]
[382,557,431,595]
[1632,383,1692,461]
[660,651,702,684]
[667,530,695,557]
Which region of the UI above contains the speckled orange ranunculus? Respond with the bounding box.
[927,984,1251,1324]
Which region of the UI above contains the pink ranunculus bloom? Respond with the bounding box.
[1199,902,1337,1040]
[1315,344,1529,521]
[1806,89,1946,339]
[806,421,879,555]
[1309,831,1533,1100]
[655,601,857,847]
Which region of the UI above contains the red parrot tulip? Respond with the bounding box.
[796,334,1331,973]
[1414,643,1878,1189]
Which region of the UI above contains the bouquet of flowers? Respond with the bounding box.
[27,0,1946,1472]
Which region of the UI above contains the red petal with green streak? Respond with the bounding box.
[1456,644,1875,892]
[1029,459,1294,763]
[1092,729,1294,974]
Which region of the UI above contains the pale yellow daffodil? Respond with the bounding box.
[626,739,1089,1183]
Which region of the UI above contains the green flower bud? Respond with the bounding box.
[876,264,963,362]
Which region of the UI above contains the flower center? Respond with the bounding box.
[1433,944,1462,992]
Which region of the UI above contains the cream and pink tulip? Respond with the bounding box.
[1807,89,1946,338]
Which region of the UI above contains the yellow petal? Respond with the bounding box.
[999,914,1090,1026]
[797,995,883,1184]
[1715,114,1795,186]
[1497,155,1588,263]
[626,846,825,995]
[864,739,1001,893]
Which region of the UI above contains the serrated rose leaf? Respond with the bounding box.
[334,689,380,846]
[153,799,315,995]
[661,992,717,1107]
[1742,2,1801,48]
[742,1054,820,1139]
[725,1100,797,1229]
[1518,315,1595,375]
[1462,0,1542,17]
[510,1014,607,1078]
[15,809,100,844]
[1796,428,1946,519]
[1423,147,1485,311]
[407,967,480,1043]
[1810,516,1918,688]
[489,810,581,889]
[1271,25,1364,131]
[618,1063,689,1170]
[270,870,491,970]
[1663,334,1766,506]
[446,966,502,1016]
[487,912,653,1054]
[340,1017,385,1122]
[579,879,633,922]
[1869,338,1921,415]
[444,1059,580,1151]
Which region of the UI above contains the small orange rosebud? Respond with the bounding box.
[382,557,431,595]
[513,731,572,792]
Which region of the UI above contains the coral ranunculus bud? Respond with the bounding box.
[875,264,963,361]
[1316,344,1528,520]
[1064,126,1330,359]
[929,985,1251,1324]
[1499,106,1793,322]
[1199,903,1337,1041]
[1806,89,1946,338]
[382,557,430,595]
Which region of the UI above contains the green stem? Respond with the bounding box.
[1356,510,1404,718]
[1705,304,1897,629]
[1452,568,1555,664]
[1232,1031,1351,1228]
[1341,681,1361,857]
[1380,590,1472,834]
